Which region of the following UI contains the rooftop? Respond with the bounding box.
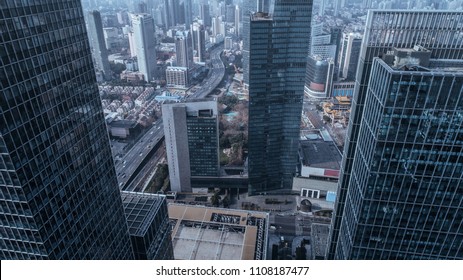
[121,191,165,236]
[300,137,342,170]
[311,223,330,259]
[251,12,273,21]
[168,204,268,260]
[109,119,138,129]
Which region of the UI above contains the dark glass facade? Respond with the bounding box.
[335,56,463,259]
[328,10,463,259]
[187,111,219,177]
[241,0,255,88]
[121,192,174,260]
[0,0,133,259]
[87,10,111,80]
[247,0,312,194]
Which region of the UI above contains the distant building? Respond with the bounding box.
[212,16,224,37]
[200,4,211,27]
[226,4,235,23]
[175,30,194,69]
[310,23,337,60]
[183,0,193,27]
[131,13,157,82]
[257,0,272,13]
[162,100,220,192]
[128,31,137,57]
[87,10,112,80]
[166,66,189,88]
[169,204,269,260]
[155,91,182,102]
[304,56,335,99]
[234,5,241,36]
[164,0,182,28]
[120,71,146,82]
[331,82,355,97]
[107,119,140,139]
[121,192,174,260]
[192,23,206,63]
[103,27,118,50]
[224,36,233,50]
[338,33,362,81]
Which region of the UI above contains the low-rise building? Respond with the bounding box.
[168,204,269,260]
[299,131,342,180]
[121,192,174,260]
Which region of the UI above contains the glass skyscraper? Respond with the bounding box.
[328,10,463,259]
[131,13,157,82]
[247,0,312,194]
[121,191,174,260]
[0,0,133,259]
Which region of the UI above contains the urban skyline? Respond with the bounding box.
[2,0,463,260]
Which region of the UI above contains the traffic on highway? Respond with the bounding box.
[115,119,164,189]
[115,43,226,189]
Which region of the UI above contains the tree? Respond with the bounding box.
[222,195,230,208]
[210,192,221,207]
[109,62,126,75]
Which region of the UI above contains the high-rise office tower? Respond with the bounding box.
[234,5,241,36]
[338,32,362,81]
[304,56,335,99]
[87,10,112,80]
[226,5,235,24]
[137,1,148,13]
[0,0,133,259]
[162,100,220,192]
[328,10,463,260]
[183,0,193,27]
[362,0,373,9]
[330,26,343,76]
[241,0,260,89]
[305,23,341,98]
[164,0,181,28]
[212,16,224,37]
[131,13,157,82]
[175,31,194,69]
[318,0,326,16]
[247,0,313,194]
[334,0,344,17]
[310,23,337,60]
[257,0,272,13]
[200,4,211,27]
[191,22,206,63]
